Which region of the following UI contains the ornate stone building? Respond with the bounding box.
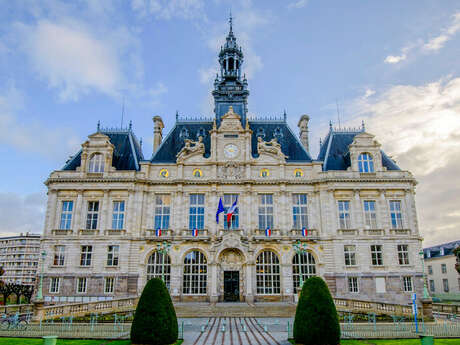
[40,20,423,305]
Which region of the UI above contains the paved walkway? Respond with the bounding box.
[180,317,292,345]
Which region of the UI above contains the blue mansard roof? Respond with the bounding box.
[150,118,313,163]
[63,128,144,171]
[317,128,400,171]
[424,240,460,259]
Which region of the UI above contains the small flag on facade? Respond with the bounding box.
[156,228,162,237]
[302,227,308,237]
[192,228,198,237]
[226,197,238,226]
[216,197,225,223]
[265,227,271,237]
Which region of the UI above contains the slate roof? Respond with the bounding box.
[317,129,400,171]
[150,120,313,163]
[424,240,460,259]
[63,129,144,171]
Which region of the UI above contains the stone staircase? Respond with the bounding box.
[175,302,296,318]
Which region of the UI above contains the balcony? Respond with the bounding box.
[144,229,173,240]
[337,229,358,236]
[181,229,210,241]
[78,229,98,236]
[104,229,127,236]
[217,228,245,237]
[52,229,73,236]
[363,228,385,236]
[253,229,281,241]
[289,229,319,240]
[389,228,411,235]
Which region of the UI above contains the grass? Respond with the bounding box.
[0,339,184,345]
[289,339,459,345]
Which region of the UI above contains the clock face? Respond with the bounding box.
[224,144,239,158]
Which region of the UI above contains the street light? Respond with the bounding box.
[293,240,308,290]
[419,249,430,299]
[36,250,47,301]
[156,242,171,284]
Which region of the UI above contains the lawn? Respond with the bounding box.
[288,339,460,345]
[0,339,184,345]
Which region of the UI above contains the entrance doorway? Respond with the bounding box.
[223,271,239,302]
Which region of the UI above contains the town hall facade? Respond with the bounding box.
[40,20,424,305]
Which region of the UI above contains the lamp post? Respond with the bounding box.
[156,242,171,284]
[293,240,308,290]
[419,249,430,299]
[36,250,47,301]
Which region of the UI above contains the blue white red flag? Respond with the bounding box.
[302,227,308,237]
[192,228,198,237]
[156,228,162,237]
[265,227,271,237]
[216,197,225,223]
[226,197,238,225]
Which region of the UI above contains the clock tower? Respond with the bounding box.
[212,14,249,127]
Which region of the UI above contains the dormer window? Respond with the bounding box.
[88,153,104,173]
[358,153,374,173]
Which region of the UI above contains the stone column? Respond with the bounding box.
[74,192,83,231]
[245,261,255,304]
[170,263,182,302]
[210,262,218,303]
[100,190,109,232]
[421,298,433,320]
[352,190,361,230]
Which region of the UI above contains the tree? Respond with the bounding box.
[293,276,340,345]
[130,278,178,345]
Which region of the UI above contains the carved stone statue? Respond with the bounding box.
[257,137,287,159]
[218,162,242,179]
[176,136,205,161]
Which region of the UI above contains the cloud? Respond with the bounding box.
[0,192,46,236]
[288,0,308,9]
[423,12,460,51]
[143,82,168,106]
[131,0,206,20]
[384,54,406,64]
[351,76,460,246]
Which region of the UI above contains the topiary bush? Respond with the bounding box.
[293,276,340,345]
[130,278,178,345]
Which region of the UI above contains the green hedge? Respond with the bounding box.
[130,278,178,345]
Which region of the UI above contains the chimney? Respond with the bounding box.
[152,116,164,153]
[297,114,310,152]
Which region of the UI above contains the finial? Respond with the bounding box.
[329,120,333,130]
[140,138,143,148]
[97,120,100,132]
[129,120,132,130]
[176,110,179,121]
[212,118,217,130]
[245,118,250,130]
[283,109,287,121]
[361,120,366,131]
[229,10,233,34]
[319,138,322,147]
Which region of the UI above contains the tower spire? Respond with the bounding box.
[229,10,233,35]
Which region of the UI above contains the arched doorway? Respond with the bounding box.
[218,248,245,302]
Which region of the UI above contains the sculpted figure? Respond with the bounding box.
[176,136,205,160]
[257,137,287,159]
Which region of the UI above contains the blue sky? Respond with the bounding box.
[0,0,459,246]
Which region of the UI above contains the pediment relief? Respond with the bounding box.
[176,136,206,163]
[218,106,244,132]
[218,162,243,179]
[256,137,287,163]
[350,132,381,149]
[83,132,114,150]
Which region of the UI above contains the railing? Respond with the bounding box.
[289,229,319,240]
[333,298,413,316]
[144,229,173,239]
[0,304,33,315]
[51,229,73,235]
[253,229,281,238]
[180,229,210,239]
[433,303,460,315]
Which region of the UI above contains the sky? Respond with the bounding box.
[0,0,459,247]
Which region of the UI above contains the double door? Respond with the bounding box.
[223,271,239,302]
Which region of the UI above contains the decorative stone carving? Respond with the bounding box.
[220,249,243,266]
[176,136,205,162]
[257,137,287,159]
[218,162,242,179]
[218,106,244,132]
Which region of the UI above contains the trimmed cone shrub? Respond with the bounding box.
[293,276,340,345]
[130,278,178,345]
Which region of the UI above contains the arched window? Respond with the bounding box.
[256,251,280,295]
[88,153,104,173]
[183,251,207,295]
[358,153,374,173]
[292,252,316,293]
[147,251,171,288]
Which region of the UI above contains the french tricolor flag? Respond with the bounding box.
[226,197,238,227]
[265,227,271,237]
[192,228,198,237]
[155,228,162,237]
[302,227,308,237]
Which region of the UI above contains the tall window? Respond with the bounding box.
[86,201,99,230]
[428,265,433,275]
[441,263,447,274]
[258,194,274,230]
[224,194,239,229]
[348,277,359,293]
[389,200,403,229]
[80,246,92,266]
[49,277,60,293]
[256,251,280,295]
[147,251,171,288]
[112,201,125,230]
[443,278,449,292]
[344,245,356,266]
[403,276,413,292]
[363,200,377,229]
[53,246,65,266]
[183,251,207,294]
[371,245,383,266]
[429,279,435,292]
[292,252,316,292]
[398,244,410,265]
[189,194,205,230]
[107,245,119,266]
[104,277,114,294]
[77,277,87,293]
[88,153,104,172]
[59,201,73,230]
[154,194,171,229]
[292,194,308,229]
[358,153,374,173]
[338,200,351,229]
